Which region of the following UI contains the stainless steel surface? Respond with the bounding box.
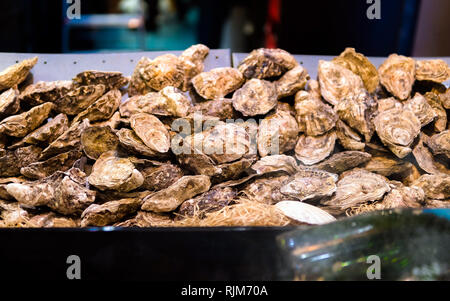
[0,49,231,82]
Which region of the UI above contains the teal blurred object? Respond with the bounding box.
[277,209,450,280]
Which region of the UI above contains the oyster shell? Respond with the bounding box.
[257,110,299,157]
[336,91,377,141]
[237,48,298,79]
[72,89,121,123]
[140,163,183,191]
[211,156,256,184]
[251,155,299,175]
[73,70,129,90]
[139,54,185,91]
[294,91,337,136]
[275,201,336,225]
[0,177,27,201]
[373,107,421,158]
[403,93,436,127]
[377,97,403,112]
[116,128,160,157]
[20,150,82,179]
[0,145,41,177]
[318,60,365,106]
[176,152,221,176]
[115,211,173,227]
[141,175,211,212]
[275,65,309,99]
[363,155,413,177]
[0,57,38,90]
[241,174,290,204]
[425,92,447,133]
[191,98,235,120]
[415,59,450,83]
[295,131,336,165]
[412,135,449,175]
[193,67,244,100]
[130,113,170,154]
[53,84,106,115]
[26,212,80,228]
[333,48,379,93]
[314,151,372,174]
[233,79,278,116]
[441,87,450,109]
[378,54,415,100]
[179,44,210,91]
[335,119,365,150]
[19,80,73,106]
[0,102,53,137]
[81,126,119,160]
[413,174,450,200]
[128,57,154,96]
[322,169,390,210]
[81,198,141,227]
[375,184,424,210]
[0,88,20,120]
[425,130,450,159]
[280,169,338,201]
[178,186,236,217]
[88,151,144,192]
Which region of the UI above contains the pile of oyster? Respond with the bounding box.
[0,45,449,228]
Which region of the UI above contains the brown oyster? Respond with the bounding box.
[257,110,299,157]
[115,211,173,227]
[280,169,338,201]
[315,151,372,174]
[178,186,236,217]
[88,151,144,192]
[241,174,290,204]
[19,80,73,106]
[375,184,424,210]
[191,98,235,120]
[139,54,185,91]
[403,93,436,127]
[0,88,20,120]
[130,113,170,154]
[378,54,415,100]
[415,59,450,83]
[211,156,257,184]
[373,107,421,158]
[425,130,450,159]
[232,79,278,116]
[40,119,89,160]
[128,57,154,96]
[377,97,403,112]
[73,70,129,90]
[0,57,38,90]
[0,177,27,201]
[295,131,336,165]
[81,126,119,160]
[317,60,365,106]
[140,163,183,191]
[193,67,244,100]
[335,119,365,151]
[275,65,309,99]
[141,175,211,212]
[116,128,160,157]
[294,91,337,136]
[179,44,210,91]
[237,48,298,79]
[425,92,447,133]
[412,135,449,175]
[0,102,53,138]
[322,169,390,210]
[176,152,221,177]
[0,145,41,177]
[92,111,125,130]
[81,198,141,227]
[363,155,414,178]
[26,212,80,228]
[333,48,379,93]
[53,84,106,115]
[251,155,299,175]
[72,89,121,124]
[413,174,450,200]
[20,150,82,179]
[441,87,450,109]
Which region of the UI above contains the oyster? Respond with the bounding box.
[0,177,27,201]
[425,92,447,133]
[413,174,450,200]
[275,65,309,99]
[92,111,125,130]
[20,150,82,179]
[0,57,38,90]
[415,59,450,83]
[40,119,89,160]
[412,135,449,175]
[88,151,144,192]
[141,175,211,212]
[333,48,379,93]
[403,93,436,127]
[251,155,298,175]
[241,174,290,204]
[128,57,155,96]
[73,70,129,90]
[81,198,141,227]
[26,212,79,228]
[19,80,73,106]
[0,102,53,137]
[0,88,20,120]
[363,155,413,177]
[322,169,390,210]
[193,67,244,100]
[72,89,121,123]
[191,98,235,120]
[257,110,299,157]
[315,151,372,174]
[294,91,337,136]
[178,186,236,217]
[0,145,41,177]
[373,107,421,158]
[275,201,336,225]
[317,60,365,106]
[295,131,336,165]
[237,48,298,79]
[179,44,210,91]
[81,126,119,160]
[176,152,221,177]
[378,54,415,100]
[335,119,365,151]
[336,91,377,141]
[232,79,278,116]
[375,184,424,210]
[424,199,450,208]
[116,128,160,157]
[53,84,106,115]
[425,130,450,159]
[441,87,450,109]
[280,169,338,201]
[115,211,173,227]
[139,54,185,91]
[130,113,170,154]
[140,163,183,191]
[211,156,257,183]
[377,97,403,112]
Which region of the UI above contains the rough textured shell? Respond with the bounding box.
[275,201,336,225]
[241,174,290,204]
[251,155,298,175]
[53,84,106,115]
[19,80,73,106]
[191,98,235,120]
[295,131,336,165]
[280,169,338,201]
[375,185,424,210]
[81,198,141,227]
[363,155,413,177]
[0,146,41,177]
[318,60,365,106]
[425,92,447,133]
[141,163,183,191]
[415,59,450,83]
[73,70,129,90]
[0,57,38,90]
[335,119,365,150]
[130,113,170,153]
[378,54,415,100]
[212,156,256,183]
[0,88,20,120]
[141,175,211,212]
[403,93,436,127]
[315,151,372,174]
[140,54,185,91]
[81,126,119,159]
[20,150,82,179]
[413,174,450,200]
[128,57,155,96]
[116,128,159,157]
[412,135,449,175]
[425,130,450,159]
[178,186,236,217]
[237,48,298,79]
[232,79,278,116]
[193,67,244,100]
[73,89,121,123]
[275,65,309,99]
[179,44,210,91]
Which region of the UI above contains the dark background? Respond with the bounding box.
[0,0,448,56]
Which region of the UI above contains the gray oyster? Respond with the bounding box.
[280,169,338,201]
[295,131,336,165]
